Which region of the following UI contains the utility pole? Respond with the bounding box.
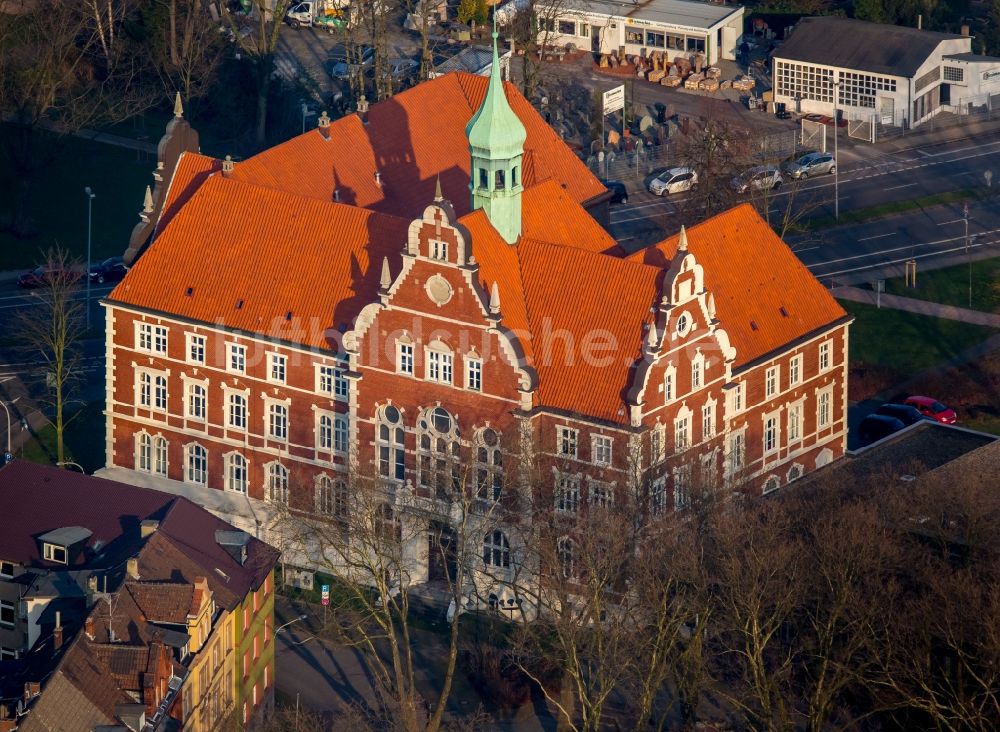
[965,203,972,308]
[833,82,840,221]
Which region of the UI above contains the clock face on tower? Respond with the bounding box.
[425,274,453,306]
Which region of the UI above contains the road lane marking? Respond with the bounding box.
[936,219,965,225]
[857,232,894,241]
[884,182,918,190]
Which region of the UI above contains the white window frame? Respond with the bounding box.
[650,477,667,517]
[334,414,349,455]
[397,342,414,375]
[466,357,482,392]
[266,400,289,441]
[42,544,67,564]
[673,465,691,510]
[730,381,745,414]
[136,322,168,355]
[588,480,614,508]
[819,340,832,372]
[225,389,249,431]
[702,402,715,439]
[266,462,289,505]
[555,474,581,514]
[651,424,665,464]
[789,355,802,386]
[557,427,578,459]
[765,366,779,398]
[788,400,804,443]
[591,434,612,466]
[186,443,208,485]
[153,435,168,476]
[228,343,247,374]
[674,415,690,453]
[663,364,676,402]
[817,386,833,428]
[691,353,704,390]
[317,412,334,452]
[0,599,15,627]
[727,429,746,476]
[267,353,287,384]
[136,432,152,472]
[186,333,206,365]
[186,380,208,422]
[426,347,453,384]
[225,452,248,494]
[763,413,779,455]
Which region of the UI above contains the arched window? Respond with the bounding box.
[763,475,780,494]
[483,530,510,568]
[334,415,349,454]
[187,383,207,420]
[315,474,348,518]
[153,436,168,477]
[138,373,151,408]
[226,453,247,494]
[318,414,333,451]
[475,428,503,503]
[267,463,289,504]
[136,432,151,472]
[557,536,575,580]
[377,405,405,481]
[153,376,168,410]
[186,444,208,485]
[418,407,460,498]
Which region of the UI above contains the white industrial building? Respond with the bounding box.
[773,16,1000,129]
[511,0,744,66]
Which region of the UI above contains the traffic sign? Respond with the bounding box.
[602,85,625,115]
[321,584,330,606]
[3,453,11,465]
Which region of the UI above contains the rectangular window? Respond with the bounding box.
[558,20,575,35]
[731,382,745,413]
[789,403,802,442]
[43,543,67,564]
[692,360,702,389]
[466,358,482,391]
[766,366,778,398]
[431,239,448,260]
[253,634,259,659]
[187,383,207,420]
[187,334,206,364]
[0,648,18,661]
[819,340,832,372]
[646,30,665,48]
[242,651,249,678]
[154,376,167,411]
[818,389,832,428]
[651,426,664,464]
[0,600,14,627]
[268,403,288,440]
[318,414,333,451]
[943,66,964,82]
[427,351,453,384]
[764,416,778,454]
[228,393,247,430]
[398,343,414,375]
[137,323,168,354]
[229,344,246,374]
[317,364,347,399]
[557,427,578,458]
[674,466,691,510]
[789,355,802,386]
[664,370,674,401]
[243,607,249,631]
[702,403,715,439]
[674,417,689,452]
[592,435,612,466]
[334,416,349,454]
[650,477,667,517]
[555,475,580,514]
[589,481,614,508]
[268,353,286,383]
[0,561,13,578]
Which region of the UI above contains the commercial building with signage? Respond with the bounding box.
[531,0,744,66]
[773,17,1000,129]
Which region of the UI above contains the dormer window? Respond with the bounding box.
[0,561,13,578]
[43,543,67,564]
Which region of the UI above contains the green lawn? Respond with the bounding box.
[841,300,998,376]
[0,126,153,270]
[883,257,1000,313]
[17,401,105,473]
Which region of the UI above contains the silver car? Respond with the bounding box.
[783,151,836,179]
[648,167,698,196]
[731,165,782,193]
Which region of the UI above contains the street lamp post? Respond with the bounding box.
[833,82,840,221]
[84,187,95,330]
[275,613,308,635]
[0,400,14,456]
[964,203,972,308]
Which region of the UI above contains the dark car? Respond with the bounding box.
[858,414,905,444]
[16,265,81,289]
[875,403,927,427]
[600,179,628,205]
[88,256,127,284]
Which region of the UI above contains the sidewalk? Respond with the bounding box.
[832,285,1000,327]
[874,113,1000,155]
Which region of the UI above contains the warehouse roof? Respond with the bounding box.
[573,0,742,29]
[775,16,967,78]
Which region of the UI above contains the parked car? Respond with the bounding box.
[875,403,927,427]
[731,165,782,193]
[16,265,81,289]
[600,179,628,205]
[648,167,697,196]
[903,395,958,424]
[858,414,906,444]
[88,256,128,284]
[783,151,836,179]
[388,58,419,79]
[328,45,374,78]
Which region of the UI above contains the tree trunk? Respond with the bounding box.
[255,56,273,147]
[169,0,180,66]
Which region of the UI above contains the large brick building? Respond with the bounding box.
[101,37,850,588]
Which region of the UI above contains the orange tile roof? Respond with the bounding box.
[111,175,411,349]
[628,204,849,369]
[225,72,606,220]
[155,152,220,236]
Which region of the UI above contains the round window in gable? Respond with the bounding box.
[425,274,453,306]
[676,312,691,336]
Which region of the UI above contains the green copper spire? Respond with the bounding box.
[466,17,526,244]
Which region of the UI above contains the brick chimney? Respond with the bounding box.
[140,520,159,539]
[127,557,139,579]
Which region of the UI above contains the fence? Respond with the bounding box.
[800,119,827,152]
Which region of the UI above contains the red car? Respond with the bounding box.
[904,396,957,424]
